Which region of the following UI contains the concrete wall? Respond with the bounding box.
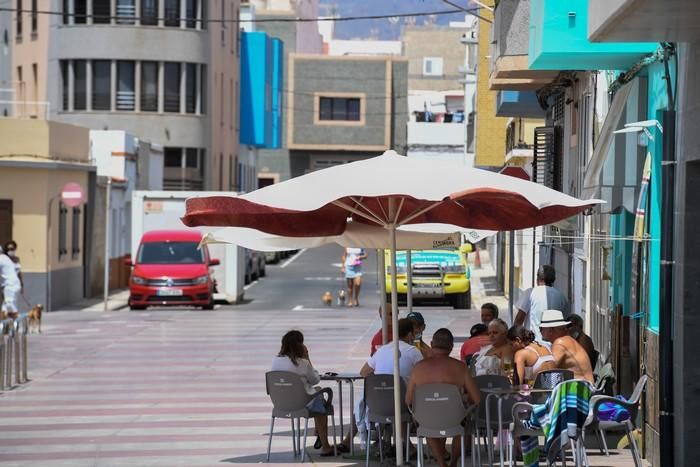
[0,0,11,117]
[476,10,508,168]
[288,55,405,152]
[402,26,473,92]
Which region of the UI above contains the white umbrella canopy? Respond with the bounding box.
[200,221,494,251]
[182,150,602,465]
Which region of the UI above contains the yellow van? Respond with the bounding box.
[384,244,472,309]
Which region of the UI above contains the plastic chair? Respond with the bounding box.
[411,384,470,467]
[472,375,512,466]
[531,369,574,403]
[364,374,412,466]
[265,371,337,462]
[584,375,647,467]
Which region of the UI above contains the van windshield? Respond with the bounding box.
[137,241,204,264]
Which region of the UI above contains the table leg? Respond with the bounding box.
[349,379,355,455]
[337,380,344,443]
[486,393,495,467]
[498,397,504,467]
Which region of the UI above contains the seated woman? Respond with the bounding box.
[473,319,514,376]
[271,330,336,457]
[507,325,556,385]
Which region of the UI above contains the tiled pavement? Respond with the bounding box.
[0,306,641,466]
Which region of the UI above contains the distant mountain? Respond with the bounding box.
[319,0,479,40]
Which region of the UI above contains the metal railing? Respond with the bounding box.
[0,314,29,391]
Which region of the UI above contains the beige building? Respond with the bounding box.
[10,0,240,191]
[0,120,93,310]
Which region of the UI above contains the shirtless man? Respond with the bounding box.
[539,310,594,382]
[406,328,481,467]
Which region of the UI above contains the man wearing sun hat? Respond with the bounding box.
[539,310,594,382]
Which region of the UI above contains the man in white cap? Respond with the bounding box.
[539,310,594,382]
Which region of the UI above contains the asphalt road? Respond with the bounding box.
[240,244,382,312]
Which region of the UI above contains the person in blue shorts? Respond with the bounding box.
[341,247,367,307]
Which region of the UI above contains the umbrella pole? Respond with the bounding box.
[389,221,404,466]
[379,249,389,344]
[407,250,413,314]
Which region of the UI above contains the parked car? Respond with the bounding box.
[265,251,281,264]
[244,249,266,283]
[126,230,219,310]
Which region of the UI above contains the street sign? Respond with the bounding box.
[61,182,84,207]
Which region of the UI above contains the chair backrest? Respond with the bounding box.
[265,371,311,414]
[365,374,408,422]
[534,369,574,390]
[412,384,468,433]
[628,374,648,405]
[474,375,511,423]
[594,362,615,395]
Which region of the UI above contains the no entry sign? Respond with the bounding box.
[61,182,84,207]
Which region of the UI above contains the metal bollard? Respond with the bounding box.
[13,322,20,386]
[3,322,13,389]
[0,322,5,391]
[17,314,28,383]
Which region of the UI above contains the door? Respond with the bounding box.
[0,200,12,247]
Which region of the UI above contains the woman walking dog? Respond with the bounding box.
[340,247,367,307]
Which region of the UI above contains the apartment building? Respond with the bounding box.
[11,0,240,191]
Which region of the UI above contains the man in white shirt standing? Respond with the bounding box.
[0,250,22,318]
[514,265,569,344]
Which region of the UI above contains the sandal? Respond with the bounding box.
[319,450,336,457]
[314,436,322,449]
[336,444,350,453]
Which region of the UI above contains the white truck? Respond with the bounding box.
[131,190,246,303]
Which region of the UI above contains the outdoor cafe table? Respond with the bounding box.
[482,387,553,467]
[321,372,363,455]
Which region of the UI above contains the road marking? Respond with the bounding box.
[243,280,259,291]
[292,305,304,311]
[280,248,307,268]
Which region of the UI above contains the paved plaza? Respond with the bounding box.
[0,307,639,466]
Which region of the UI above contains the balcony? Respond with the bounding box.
[489,0,558,91]
[496,91,545,118]
[407,120,464,147]
[529,0,658,70]
[588,0,700,43]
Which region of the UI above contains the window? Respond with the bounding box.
[422,57,443,77]
[16,0,22,36]
[199,64,206,114]
[140,61,158,111]
[185,148,198,167]
[31,0,37,33]
[185,0,197,28]
[62,0,69,24]
[185,63,196,113]
[164,62,180,112]
[71,207,81,258]
[219,72,223,125]
[318,96,361,121]
[220,0,225,45]
[229,154,235,190]
[219,153,223,189]
[74,0,87,23]
[73,60,86,110]
[61,61,69,110]
[164,147,182,167]
[141,0,158,25]
[116,0,136,24]
[93,0,111,24]
[138,241,203,264]
[116,61,135,111]
[164,0,180,27]
[92,60,111,110]
[58,202,68,258]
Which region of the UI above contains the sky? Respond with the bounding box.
[318,0,479,40]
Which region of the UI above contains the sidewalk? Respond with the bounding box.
[468,247,509,314]
[56,289,130,312]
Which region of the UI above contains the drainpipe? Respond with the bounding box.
[659,107,675,467]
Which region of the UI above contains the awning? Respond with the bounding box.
[582,78,647,213]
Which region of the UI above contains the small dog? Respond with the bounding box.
[28,304,43,334]
[337,290,346,306]
[322,291,333,306]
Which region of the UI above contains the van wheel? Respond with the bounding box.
[202,298,215,310]
[452,290,471,310]
[129,301,146,311]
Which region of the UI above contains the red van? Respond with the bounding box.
[126,230,219,310]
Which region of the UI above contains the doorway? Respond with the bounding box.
[0,200,12,247]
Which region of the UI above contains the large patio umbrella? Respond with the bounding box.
[182,150,601,465]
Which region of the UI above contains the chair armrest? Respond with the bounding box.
[511,402,535,423]
[311,386,334,406]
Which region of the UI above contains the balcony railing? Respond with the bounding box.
[116,4,136,24]
[116,91,135,111]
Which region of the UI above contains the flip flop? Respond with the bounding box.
[336,444,350,453]
[314,437,322,449]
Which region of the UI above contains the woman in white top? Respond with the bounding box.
[507,325,556,385]
[472,319,515,376]
[270,330,336,456]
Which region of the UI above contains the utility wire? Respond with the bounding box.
[439,0,492,22]
[0,6,484,24]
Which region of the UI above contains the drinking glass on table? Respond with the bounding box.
[524,367,535,387]
[503,357,514,381]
